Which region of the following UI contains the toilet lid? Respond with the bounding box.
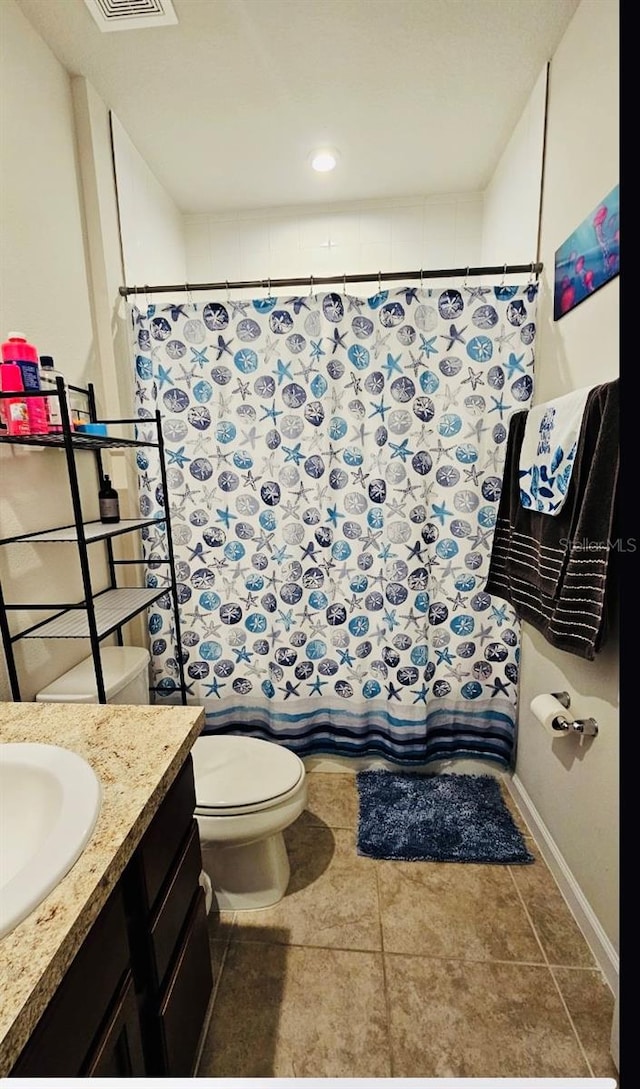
[191,735,303,809]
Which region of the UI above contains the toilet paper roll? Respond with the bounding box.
[198,869,213,915]
[530,693,573,736]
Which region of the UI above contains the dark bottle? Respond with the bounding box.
[99,475,120,524]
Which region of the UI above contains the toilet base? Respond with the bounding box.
[200,831,291,910]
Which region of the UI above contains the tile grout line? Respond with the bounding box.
[209,912,236,1010]
[507,866,595,1078]
[215,927,613,975]
[343,797,394,1078]
[195,912,237,1076]
[374,861,395,1079]
[506,866,558,964]
[219,929,597,969]
[348,794,393,1078]
[546,964,598,1080]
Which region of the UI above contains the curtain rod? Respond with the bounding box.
[118,262,543,298]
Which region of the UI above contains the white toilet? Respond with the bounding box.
[35,648,307,912]
[191,734,307,911]
[35,646,151,705]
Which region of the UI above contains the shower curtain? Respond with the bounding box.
[131,283,537,768]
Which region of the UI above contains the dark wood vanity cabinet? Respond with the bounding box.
[123,754,214,1075]
[10,883,145,1077]
[83,971,146,1077]
[10,754,213,1078]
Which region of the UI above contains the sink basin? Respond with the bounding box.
[0,742,101,939]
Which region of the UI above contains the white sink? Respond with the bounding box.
[0,742,102,939]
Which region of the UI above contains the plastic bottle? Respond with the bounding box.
[1,333,48,434]
[99,475,120,524]
[39,355,68,433]
[0,360,29,435]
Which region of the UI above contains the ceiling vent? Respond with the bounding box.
[84,0,178,32]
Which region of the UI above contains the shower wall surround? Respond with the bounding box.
[132,283,537,767]
[184,197,483,288]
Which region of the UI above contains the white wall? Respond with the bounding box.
[0,0,103,701]
[0,2,188,702]
[184,193,483,297]
[71,83,189,652]
[482,0,619,965]
[0,2,94,379]
[482,66,548,270]
[111,114,187,291]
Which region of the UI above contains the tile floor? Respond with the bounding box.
[196,772,618,1080]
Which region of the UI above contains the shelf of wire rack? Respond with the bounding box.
[0,378,186,704]
[15,588,168,640]
[0,517,161,547]
[0,433,158,450]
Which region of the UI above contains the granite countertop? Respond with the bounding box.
[0,701,204,1075]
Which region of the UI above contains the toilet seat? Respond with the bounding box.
[191,734,305,816]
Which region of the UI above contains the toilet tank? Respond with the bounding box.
[35,647,150,705]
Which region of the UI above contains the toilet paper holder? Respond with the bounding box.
[551,692,599,737]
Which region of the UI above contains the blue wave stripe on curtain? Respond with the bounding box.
[202,724,514,768]
[201,701,516,733]
[201,698,516,766]
[131,284,536,769]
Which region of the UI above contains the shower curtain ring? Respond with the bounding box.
[420,268,424,290]
[144,284,150,308]
[185,283,194,307]
[343,273,347,295]
[378,271,382,293]
[309,274,314,297]
[528,262,535,284]
[500,263,507,286]
[226,280,231,303]
[267,276,271,298]
[464,266,470,290]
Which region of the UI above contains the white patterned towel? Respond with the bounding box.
[518,386,593,514]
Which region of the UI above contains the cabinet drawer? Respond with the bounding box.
[11,886,130,1077]
[149,819,202,991]
[82,970,145,1077]
[158,887,213,1076]
[138,755,196,914]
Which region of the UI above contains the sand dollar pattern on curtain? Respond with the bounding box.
[131,284,537,768]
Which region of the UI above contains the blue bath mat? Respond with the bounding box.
[356,771,534,864]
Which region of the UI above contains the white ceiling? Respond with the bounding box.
[16,0,580,214]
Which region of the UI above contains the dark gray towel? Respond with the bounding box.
[485,379,619,660]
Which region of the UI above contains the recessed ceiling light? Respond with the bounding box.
[311,149,339,173]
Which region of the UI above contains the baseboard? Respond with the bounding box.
[506,773,619,996]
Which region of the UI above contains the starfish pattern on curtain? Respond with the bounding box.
[131,283,537,768]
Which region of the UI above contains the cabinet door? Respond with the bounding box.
[158,887,213,1076]
[149,819,203,992]
[83,972,145,1077]
[138,755,197,913]
[121,755,210,1077]
[10,886,130,1077]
